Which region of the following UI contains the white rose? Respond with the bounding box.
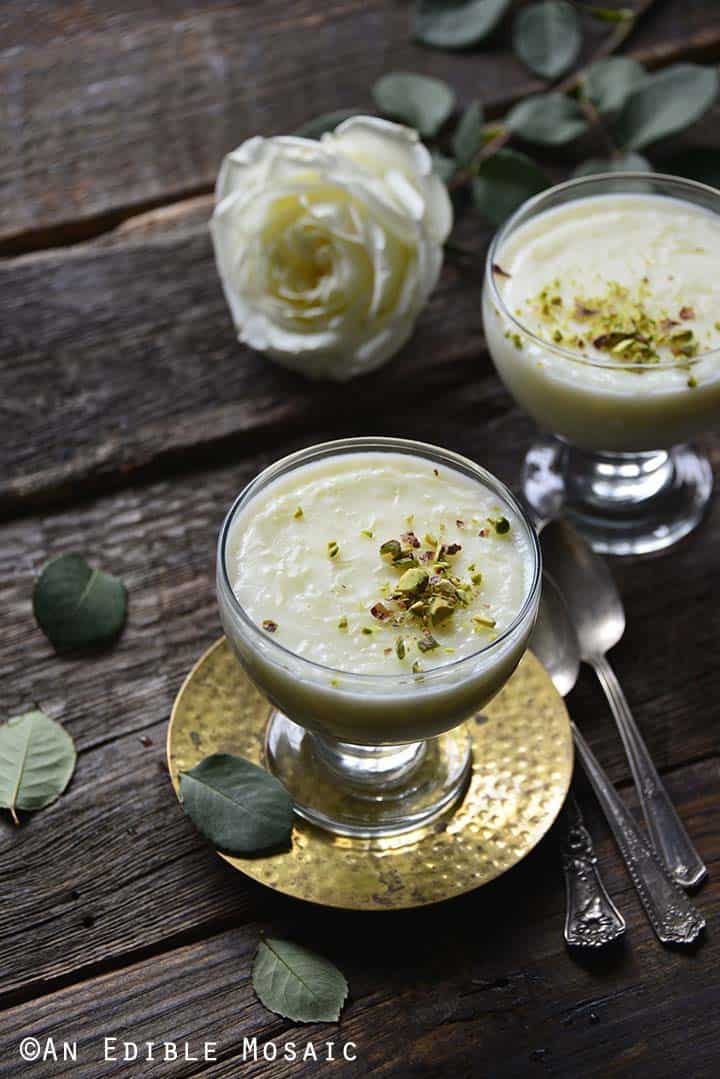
[210,116,452,381]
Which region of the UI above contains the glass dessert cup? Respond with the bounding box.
[217,437,541,838]
[483,173,720,556]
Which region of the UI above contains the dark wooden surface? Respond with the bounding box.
[1,3,719,1077]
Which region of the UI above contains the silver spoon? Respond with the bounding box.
[532,578,625,947]
[540,518,707,890]
[534,575,705,946]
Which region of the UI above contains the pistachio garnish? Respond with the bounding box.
[360,528,374,539]
[473,615,496,630]
[401,531,420,549]
[370,602,392,621]
[327,540,340,559]
[262,619,278,633]
[338,616,348,630]
[395,566,429,596]
[361,626,373,635]
[429,596,455,625]
[412,660,423,674]
[379,539,402,561]
[488,516,510,535]
[395,638,406,660]
[529,278,706,368]
[418,632,439,652]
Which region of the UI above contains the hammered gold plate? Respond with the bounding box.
[167,638,573,910]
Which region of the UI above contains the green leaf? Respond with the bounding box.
[588,6,633,22]
[452,100,484,166]
[180,753,293,854]
[295,110,364,138]
[372,72,455,137]
[660,148,720,188]
[506,93,587,144]
[613,63,719,150]
[472,149,548,226]
[253,938,348,1022]
[431,151,457,182]
[33,553,127,651]
[413,0,512,49]
[512,2,582,80]
[572,152,652,178]
[581,57,646,115]
[0,711,76,824]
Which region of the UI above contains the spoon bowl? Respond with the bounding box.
[539,520,625,660]
[530,573,580,697]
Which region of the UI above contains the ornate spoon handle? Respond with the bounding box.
[572,724,705,946]
[560,791,625,947]
[591,654,707,889]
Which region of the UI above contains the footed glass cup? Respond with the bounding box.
[482,173,720,555]
[217,437,541,839]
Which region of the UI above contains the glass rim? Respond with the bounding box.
[485,170,720,372]
[217,436,541,684]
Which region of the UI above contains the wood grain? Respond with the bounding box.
[2,7,720,1075]
[1,1,720,252]
[0,457,717,1003]
[0,757,716,1077]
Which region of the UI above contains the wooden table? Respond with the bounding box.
[1,4,719,1076]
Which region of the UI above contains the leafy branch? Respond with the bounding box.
[300,1,720,229]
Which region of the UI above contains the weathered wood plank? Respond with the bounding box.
[0,757,716,1078]
[1,1,719,251]
[0,453,716,1001]
[0,210,495,515]
[5,108,720,519]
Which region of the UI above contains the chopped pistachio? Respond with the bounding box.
[293,506,304,520]
[688,375,698,388]
[262,619,278,633]
[361,626,373,635]
[327,540,340,559]
[471,571,483,586]
[395,638,406,660]
[418,632,439,652]
[429,596,455,624]
[488,516,510,535]
[330,677,340,687]
[379,539,402,561]
[473,615,497,630]
[370,602,392,621]
[412,660,423,674]
[395,567,429,595]
[338,615,348,630]
[360,528,374,539]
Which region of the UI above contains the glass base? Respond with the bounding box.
[265,711,472,839]
[523,437,713,555]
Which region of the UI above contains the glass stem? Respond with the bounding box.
[311,735,427,795]
[564,446,674,511]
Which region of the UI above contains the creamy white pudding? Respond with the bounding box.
[218,445,539,743]
[483,193,720,452]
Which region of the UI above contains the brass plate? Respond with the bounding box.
[167,639,573,910]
